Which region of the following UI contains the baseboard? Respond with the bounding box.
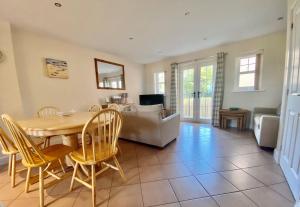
[274,148,280,163]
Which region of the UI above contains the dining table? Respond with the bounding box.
[18,111,96,175]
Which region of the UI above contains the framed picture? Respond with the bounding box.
[45,58,69,79]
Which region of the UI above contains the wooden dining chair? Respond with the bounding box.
[107,104,123,156]
[1,114,73,207]
[69,109,126,207]
[108,103,120,111]
[37,106,60,148]
[88,105,102,112]
[0,128,19,187]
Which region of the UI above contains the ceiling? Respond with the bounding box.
[0,0,287,64]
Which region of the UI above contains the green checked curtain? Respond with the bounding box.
[212,52,226,127]
[170,63,179,114]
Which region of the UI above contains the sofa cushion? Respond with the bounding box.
[134,104,163,112]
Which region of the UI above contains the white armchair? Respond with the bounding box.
[119,104,180,147]
[253,107,280,148]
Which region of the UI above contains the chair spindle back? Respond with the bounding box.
[0,128,17,154]
[37,106,60,118]
[1,114,46,166]
[81,109,122,162]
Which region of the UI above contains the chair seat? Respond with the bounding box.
[22,144,72,167]
[70,143,117,165]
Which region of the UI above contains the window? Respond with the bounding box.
[236,53,262,91]
[154,71,165,94]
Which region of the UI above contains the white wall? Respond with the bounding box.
[0,20,24,165]
[145,31,286,127]
[12,28,145,117]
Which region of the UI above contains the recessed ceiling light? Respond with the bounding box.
[54,2,62,7]
[128,37,134,40]
[277,16,284,21]
[184,11,190,16]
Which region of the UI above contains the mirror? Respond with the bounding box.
[94,58,125,90]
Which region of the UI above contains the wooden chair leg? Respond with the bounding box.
[25,167,31,193]
[11,154,16,188]
[91,164,96,207]
[117,143,123,157]
[8,154,12,176]
[70,162,79,192]
[113,155,126,182]
[39,167,44,207]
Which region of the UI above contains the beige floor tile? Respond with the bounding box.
[227,153,274,168]
[161,163,191,179]
[156,203,180,207]
[206,158,239,171]
[136,146,159,157]
[169,176,208,201]
[0,182,24,200]
[196,173,238,195]
[119,158,138,171]
[74,188,109,207]
[243,186,294,207]
[213,192,257,207]
[138,154,160,167]
[180,197,219,207]
[109,184,143,207]
[141,180,177,207]
[111,167,140,187]
[46,192,79,207]
[243,165,285,185]
[220,169,264,190]
[0,200,12,206]
[269,182,295,202]
[184,160,216,175]
[48,177,81,196]
[157,152,182,164]
[139,165,165,183]
[8,197,40,207]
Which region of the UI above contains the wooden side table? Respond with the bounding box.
[219,109,249,130]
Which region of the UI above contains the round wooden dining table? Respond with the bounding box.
[18,112,95,174]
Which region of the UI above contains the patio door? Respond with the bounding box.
[179,60,215,123]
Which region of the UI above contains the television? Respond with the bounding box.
[139,94,165,106]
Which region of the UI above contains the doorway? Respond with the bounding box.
[179,60,215,123]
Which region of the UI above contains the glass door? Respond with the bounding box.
[198,64,214,123]
[180,64,195,121]
[180,61,215,123]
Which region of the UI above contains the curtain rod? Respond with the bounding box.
[175,53,227,65]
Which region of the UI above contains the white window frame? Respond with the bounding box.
[154,71,166,94]
[234,51,263,92]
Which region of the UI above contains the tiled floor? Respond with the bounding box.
[0,123,295,207]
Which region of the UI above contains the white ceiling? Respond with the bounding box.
[0,0,287,64]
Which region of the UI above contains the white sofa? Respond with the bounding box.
[253,107,280,148]
[119,104,180,147]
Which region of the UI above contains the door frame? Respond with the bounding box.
[276,0,298,162]
[178,58,216,123]
[276,0,300,204]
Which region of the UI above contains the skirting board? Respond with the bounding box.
[273,148,280,163]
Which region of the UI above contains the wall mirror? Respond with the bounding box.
[94,58,125,90]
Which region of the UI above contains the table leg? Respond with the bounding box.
[62,135,90,176]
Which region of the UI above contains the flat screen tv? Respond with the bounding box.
[139,94,165,106]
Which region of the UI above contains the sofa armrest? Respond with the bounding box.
[159,113,180,147]
[258,115,280,148]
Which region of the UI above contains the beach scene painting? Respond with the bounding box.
[45,58,69,79]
